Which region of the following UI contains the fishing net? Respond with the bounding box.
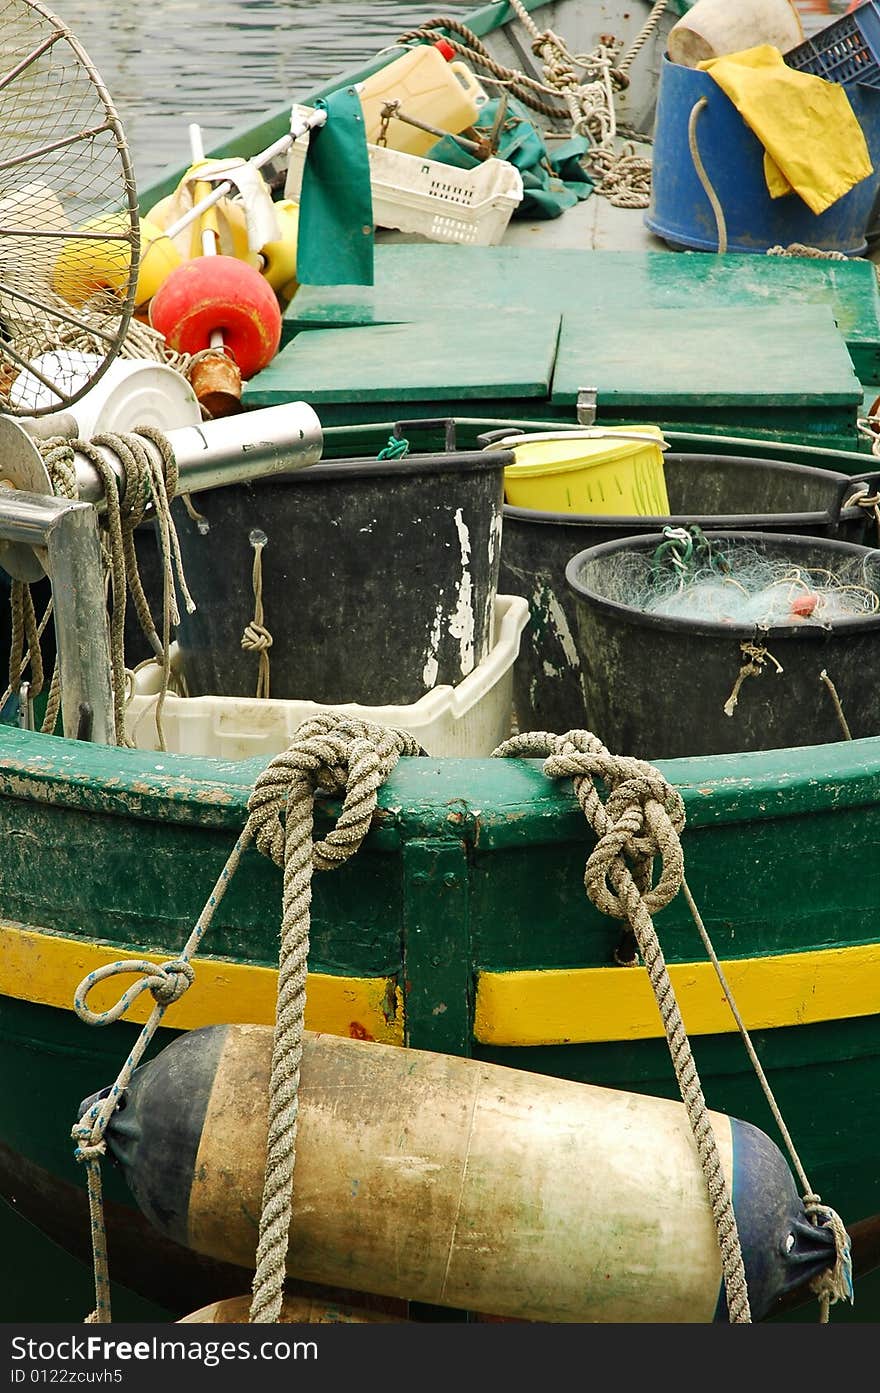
[610,529,880,629]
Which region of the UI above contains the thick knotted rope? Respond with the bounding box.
[247,716,421,1323]
[70,714,420,1324]
[396,1,668,199]
[495,726,853,1321]
[493,727,752,1322]
[507,0,662,206]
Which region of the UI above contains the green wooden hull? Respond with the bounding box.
[0,719,879,1320]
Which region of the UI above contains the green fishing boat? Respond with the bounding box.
[2,0,880,1326]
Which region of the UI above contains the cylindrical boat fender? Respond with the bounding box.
[178,1293,407,1323]
[83,1024,836,1323]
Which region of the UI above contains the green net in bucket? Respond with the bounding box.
[628,527,880,628]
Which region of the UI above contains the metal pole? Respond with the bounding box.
[0,490,113,743]
[69,400,324,507]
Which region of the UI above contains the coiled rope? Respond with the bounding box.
[70,714,422,1324]
[396,3,668,205]
[493,727,852,1322]
[2,428,194,747]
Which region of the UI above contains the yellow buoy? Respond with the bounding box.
[51,213,181,308]
[146,177,261,270]
[136,219,183,307]
[259,198,299,302]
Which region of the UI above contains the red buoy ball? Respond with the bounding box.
[149,255,282,379]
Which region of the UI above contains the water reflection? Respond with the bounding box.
[56,1,475,188]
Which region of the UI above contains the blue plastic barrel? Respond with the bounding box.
[646,54,880,254]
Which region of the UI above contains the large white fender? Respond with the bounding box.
[84,1023,835,1322]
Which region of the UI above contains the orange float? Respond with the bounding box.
[149,254,282,379]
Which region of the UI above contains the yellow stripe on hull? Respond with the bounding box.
[0,922,404,1045]
[4,922,878,1051]
[474,943,880,1046]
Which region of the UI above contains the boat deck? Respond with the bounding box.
[248,239,879,450]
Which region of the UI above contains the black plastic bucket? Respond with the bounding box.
[564,530,880,760]
[497,449,879,735]
[171,424,510,704]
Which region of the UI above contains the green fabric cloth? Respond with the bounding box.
[426,95,594,220]
[296,86,375,285]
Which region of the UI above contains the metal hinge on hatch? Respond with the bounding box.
[576,386,598,426]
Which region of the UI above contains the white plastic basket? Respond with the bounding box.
[125,595,530,759]
[285,104,523,246]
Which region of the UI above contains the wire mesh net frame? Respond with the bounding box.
[0,0,139,416]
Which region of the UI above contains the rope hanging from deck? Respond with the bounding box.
[244,716,422,1322]
[493,725,751,1322]
[69,713,421,1325]
[395,4,667,205]
[1,428,194,747]
[241,530,273,699]
[493,726,853,1322]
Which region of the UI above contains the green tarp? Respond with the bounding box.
[426,94,594,220]
[296,85,374,285]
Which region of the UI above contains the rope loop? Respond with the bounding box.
[493,725,751,1322]
[502,730,686,920]
[246,715,422,873]
[73,956,196,1026]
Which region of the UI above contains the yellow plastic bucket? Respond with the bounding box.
[495,426,670,516]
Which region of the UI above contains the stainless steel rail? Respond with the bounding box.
[0,491,113,743]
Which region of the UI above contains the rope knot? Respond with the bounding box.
[493,730,686,923]
[246,714,422,872]
[149,957,195,1005]
[70,1124,107,1165]
[73,956,196,1025]
[241,621,273,653]
[804,1197,854,1310]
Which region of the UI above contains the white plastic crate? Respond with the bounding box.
[125,595,529,759]
[284,103,523,246]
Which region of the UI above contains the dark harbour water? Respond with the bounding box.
[57,1,477,193]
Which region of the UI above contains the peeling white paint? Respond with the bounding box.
[538,583,581,672]
[485,506,503,649]
[423,600,444,688]
[449,507,475,678]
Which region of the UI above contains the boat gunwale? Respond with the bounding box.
[1,724,879,845]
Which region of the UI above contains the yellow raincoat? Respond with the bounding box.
[699,44,872,213]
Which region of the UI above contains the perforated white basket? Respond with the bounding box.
[285,104,523,246]
[125,595,530,759]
